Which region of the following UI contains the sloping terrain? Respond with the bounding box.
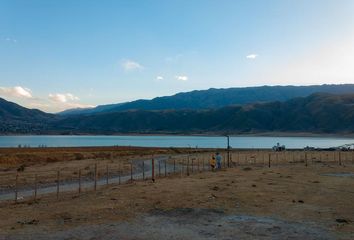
[55,93,354,134]
[59,84,354,115]
[0,98,57,134]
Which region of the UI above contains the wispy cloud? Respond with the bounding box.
[4,37,17,43]
[0,86,32,98]
[165,54,183,63]
[175,75,188,81]
[48,93,79,103]
[246,54,258,60]
[156,76,164,81]
[48,93,95,112]
[121,59,144,71]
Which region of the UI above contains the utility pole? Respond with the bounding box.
[226,135,230,167]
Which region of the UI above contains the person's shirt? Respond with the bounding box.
[216,154,222,162]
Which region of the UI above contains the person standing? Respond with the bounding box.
[216,152,222,169]
[210,155,216,171]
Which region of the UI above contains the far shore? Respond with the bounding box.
[1,131,354,138]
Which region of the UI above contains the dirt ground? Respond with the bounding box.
[0,161,354,239]
[0,146,211,189]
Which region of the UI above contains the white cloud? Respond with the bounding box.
[58,102,96,111]
[156,76,164,81]
[0,86,32,98]
[175,75,188,81]
[246,54,258,59]
[5,37,17,43]
[48,93,79,103]
[121,59,144,71]
[47,93,96,112]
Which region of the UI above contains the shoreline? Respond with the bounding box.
[1,132,354,138]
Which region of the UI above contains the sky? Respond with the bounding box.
[0,0,354,113]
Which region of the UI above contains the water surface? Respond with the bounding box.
[0,135,353,149]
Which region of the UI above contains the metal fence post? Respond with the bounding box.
[56,170,60,199]
[268,153,271,168]
[34,174,37,200]
[78,169,81,194]
[15,173,18,203]
[152,157,155,182]
[142,161,145,180]
[94,163,97,191]
[106,165,109,185]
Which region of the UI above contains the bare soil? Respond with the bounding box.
[0,160,354,239]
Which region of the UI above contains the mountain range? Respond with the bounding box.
[1,84,354,135]
[59,84,354,115]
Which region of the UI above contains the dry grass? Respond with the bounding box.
[0,163,353,237]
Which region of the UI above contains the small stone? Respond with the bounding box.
[336,219,349,224]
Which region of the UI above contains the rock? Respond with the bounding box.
[17,219,39,225]
[17,165,25,172]
[336,218,349,224]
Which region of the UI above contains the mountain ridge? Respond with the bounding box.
[53,92,354,135]
[59,84,354,115]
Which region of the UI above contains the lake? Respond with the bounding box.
[0,135,353,149]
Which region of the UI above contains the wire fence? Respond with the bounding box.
[1,150,353,203]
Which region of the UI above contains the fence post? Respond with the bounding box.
[174,159,176,173]
[197,157,200,172]
[142,161,145,180]
[106,165,109,185]
[202,157,205,171]
[158,161,161,177]
[191,159,194,174]
[268,153,271,168]
[78,169,81,194]
[152,157,155,182]
[34,174,37,200]
[339,152,342,166]
[15,173,18,203]
[223,153,226,168]
[228,151,230,168]
[187,156,190,176]
[118,163,121,185]
[130,162,133,181]
[164,160,167,177]
[209,154,211,171]
[94,163,97,191]
[180,158,183,177]
[56,170,60,200]
[305,152,308,167]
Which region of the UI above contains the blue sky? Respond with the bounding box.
[1,0,354,112]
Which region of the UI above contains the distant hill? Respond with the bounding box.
[54,93,354,134]
[59,84,354,115]
[0,97,56,134]
[3,90,354,135]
